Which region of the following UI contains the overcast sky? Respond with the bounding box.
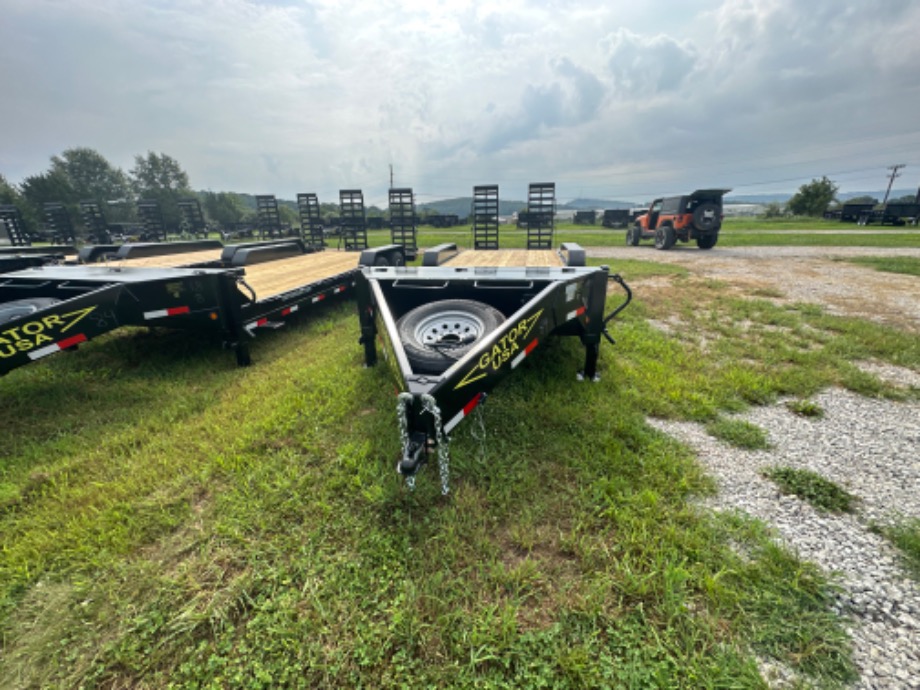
[2,0,919,205]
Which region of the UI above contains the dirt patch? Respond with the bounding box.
[591,246,920,332]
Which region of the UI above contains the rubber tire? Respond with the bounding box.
[0,298,61,326]
[374,255,391,267]
[692,202,721,232]
[654,225,676,250]
[396,299,505,375]
[696,233,718,250]
[626,225,641,246]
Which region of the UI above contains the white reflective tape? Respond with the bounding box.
[443,409,466,434]
[144,309,168,320]
[28,343,60,360]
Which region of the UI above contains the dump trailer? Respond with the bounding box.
[1,239,404,377]
[357,236,631,493]
[574,210,597,225]
[601,209,630,228]
[857,196,920,226]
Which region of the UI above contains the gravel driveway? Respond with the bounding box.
[588,245,920,688]
[589,245,920,333]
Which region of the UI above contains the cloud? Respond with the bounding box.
[1,0,919,204]
[603,28,698,97]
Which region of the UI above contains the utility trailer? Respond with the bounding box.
[601,209,630,228]
[0,205,33,246]
[42,203,78,244]
[137,199,168,242]
[0,240,404,377]
[357,241,631,493]
[857,195,920,226]
[574,210,597,225]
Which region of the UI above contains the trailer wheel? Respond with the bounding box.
[654,225,676,250]
[397,299,505,374]
[0,298,61,326]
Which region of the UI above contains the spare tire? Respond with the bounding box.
[0,298,61,327]
[396,299,505,374]
[692,202,721,231]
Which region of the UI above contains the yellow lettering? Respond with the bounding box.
[0,344,15,358]
[22,322,43,336]
[42,314,63,328]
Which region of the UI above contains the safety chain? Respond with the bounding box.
[395,393,416,491]
[419,394,451,496]
[470,404,488,464]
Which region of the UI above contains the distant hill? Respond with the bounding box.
[418,197,526,218]
[560,198,634,210]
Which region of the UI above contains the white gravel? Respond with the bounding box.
[649,387,920,689]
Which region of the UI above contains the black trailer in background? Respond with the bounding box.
[1,239,404,377]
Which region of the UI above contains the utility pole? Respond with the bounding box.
[883,164,905,204]
[389,164,394,190]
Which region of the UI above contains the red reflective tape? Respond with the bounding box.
[575,306,586,317]
[463,392,483,416]
[257,318,268,327]
[167,306,190,316]
[282,307,292,316]
[524,339,539,355]
[315,294,326,301]
[58,333,87,350]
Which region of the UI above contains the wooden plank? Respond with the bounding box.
[449,249,562,267]
[243,252,359,299]
[120,249,222,268]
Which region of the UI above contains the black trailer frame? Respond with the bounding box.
[356,242,631,493]
[1,241,404,377]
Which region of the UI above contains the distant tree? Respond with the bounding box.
[49,147,130,204]
[891,194,918,204]
[20,169,75,208]
[130,152,192,229]
[201,191,247,228]
[787,176,839,216]
[843,195,877,205]
[761,202,786,219]
[0,173,22,205]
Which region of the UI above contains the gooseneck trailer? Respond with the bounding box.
[357,242,631,493]
[1,239,404,376]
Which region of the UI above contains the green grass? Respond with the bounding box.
[786,399,825,418]
[7,243,920,686]
[359,220,920,251]
[877,519,920,581]
[842,256,920,276]
[705,418,771,450]
[763,468,857,514]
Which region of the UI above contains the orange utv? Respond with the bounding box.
[627,189,731,250]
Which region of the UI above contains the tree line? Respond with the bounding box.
[1,148,398,237]
[0,148,309,234]
[763,176,917,218]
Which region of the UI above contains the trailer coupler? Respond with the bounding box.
[398,431,429,477]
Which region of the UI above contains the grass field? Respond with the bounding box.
[357,218,920,251]
[1,227,918,687]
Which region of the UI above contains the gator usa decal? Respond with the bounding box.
[0,306,96,359]
[455,309,543,390]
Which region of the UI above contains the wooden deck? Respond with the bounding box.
[243,252,359,299]
[120,249,222,268]
[449,249,562,267]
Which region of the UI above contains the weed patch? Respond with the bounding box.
[706,418,771,450]
[763,467,856,513]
